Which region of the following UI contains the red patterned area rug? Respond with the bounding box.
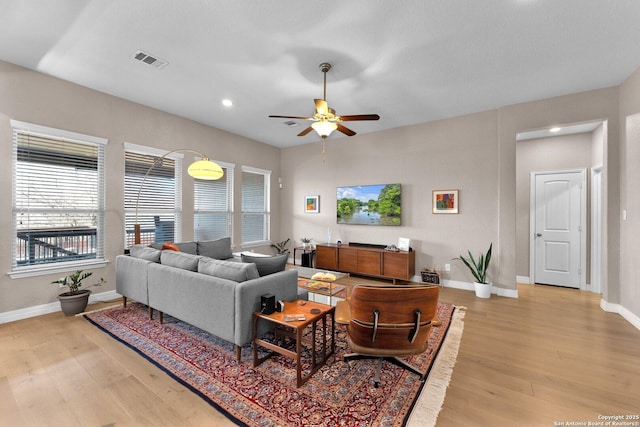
[85,302,461,426]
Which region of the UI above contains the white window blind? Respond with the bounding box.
[241,166,270,245]
[11,120,107,273]
[194,161,234,242]
[124,144,182,248]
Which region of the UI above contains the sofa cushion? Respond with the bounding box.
[129,245,161,262]
[160,250,201,271]
[198,257,259,282]
[175,242,198,254]
[197,238,233,260]
[241,253,288,277]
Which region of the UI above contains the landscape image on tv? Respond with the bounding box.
[336,183,401,226]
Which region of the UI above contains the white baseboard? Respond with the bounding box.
[600,299,640,332]
[440,279,519,299]
[0,290,119,324]
[516,276,530,284]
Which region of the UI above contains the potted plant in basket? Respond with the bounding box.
[52,270,106,316]
[454,243,492,298]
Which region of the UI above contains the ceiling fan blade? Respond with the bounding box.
[269,115,314,120]
[336,123,356,136]
[314,99,329,115]
[338,114,380,121]
[297,126,314,137]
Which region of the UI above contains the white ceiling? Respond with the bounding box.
[1,1,639,148]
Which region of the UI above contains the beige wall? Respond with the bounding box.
[0,60,282,313]
[515,132,597,279]
[281,110,500,284]
[282,87,621,299]
[619,66,640,319]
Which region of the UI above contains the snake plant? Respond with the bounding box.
[454,243,492,284]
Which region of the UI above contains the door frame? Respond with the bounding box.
[590,166,603,293]
[529,168,587,289]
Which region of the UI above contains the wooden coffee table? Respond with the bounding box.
[253,300,335,387]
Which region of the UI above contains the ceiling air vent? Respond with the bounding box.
[133,50,168,69]
[284,121,299,127]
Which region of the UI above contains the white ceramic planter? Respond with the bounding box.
[474,281,492,298]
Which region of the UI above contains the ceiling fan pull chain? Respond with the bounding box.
[322,139,326,163]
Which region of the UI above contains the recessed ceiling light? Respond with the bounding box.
[549,127,562,133]
[222,99,233,107]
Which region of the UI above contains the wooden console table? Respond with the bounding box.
[315,243,415,284]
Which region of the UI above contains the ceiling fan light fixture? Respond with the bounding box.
[187,158,224,180]
[312,120,338,138]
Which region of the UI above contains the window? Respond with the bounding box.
[241,166,271,245]
[11,120,107,277]
[194,161,234,242]
[124,144,182,248]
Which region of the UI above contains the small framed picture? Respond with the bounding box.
[397,237,411,251]
[433,190,459,214]
[305,195,319,213]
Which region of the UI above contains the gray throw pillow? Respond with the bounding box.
[241,254,288,277]
[175,242,197,254]
[197,238,233,260]
[160,251,201,271]
[198,257,259,282]
[129,245,161,262]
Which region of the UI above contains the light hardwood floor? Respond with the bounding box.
[1,282,638,426]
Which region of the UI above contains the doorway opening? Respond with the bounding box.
[515,120,606,292]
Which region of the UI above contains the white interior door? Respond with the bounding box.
[531,170,586,288]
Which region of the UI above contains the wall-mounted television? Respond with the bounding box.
[336,183,401,226]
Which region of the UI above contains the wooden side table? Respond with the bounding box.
[253,300,335,387]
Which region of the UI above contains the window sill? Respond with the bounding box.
[7,259,110,279]
[241,240,271,249]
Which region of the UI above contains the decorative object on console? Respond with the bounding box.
[397,237,411,251]
[337,183,401,226]
[134,149,223,244]
[454,243,492,298]
[432,189,459,214]
[305,195,319,213]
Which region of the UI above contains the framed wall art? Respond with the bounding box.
[432,189,459,214]
[305,195,319,213]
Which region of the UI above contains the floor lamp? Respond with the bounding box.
[134,149,223,244]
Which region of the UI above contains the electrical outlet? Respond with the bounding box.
[445,263,451,272]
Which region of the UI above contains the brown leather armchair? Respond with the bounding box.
[336,284,440,387]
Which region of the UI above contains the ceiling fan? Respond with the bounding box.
[269,62,380,139]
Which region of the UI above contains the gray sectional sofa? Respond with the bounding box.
[115,238,300,361]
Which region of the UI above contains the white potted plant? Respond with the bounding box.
[52,270,106,315]
[454,243,492,298]
[300,237,312,249]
